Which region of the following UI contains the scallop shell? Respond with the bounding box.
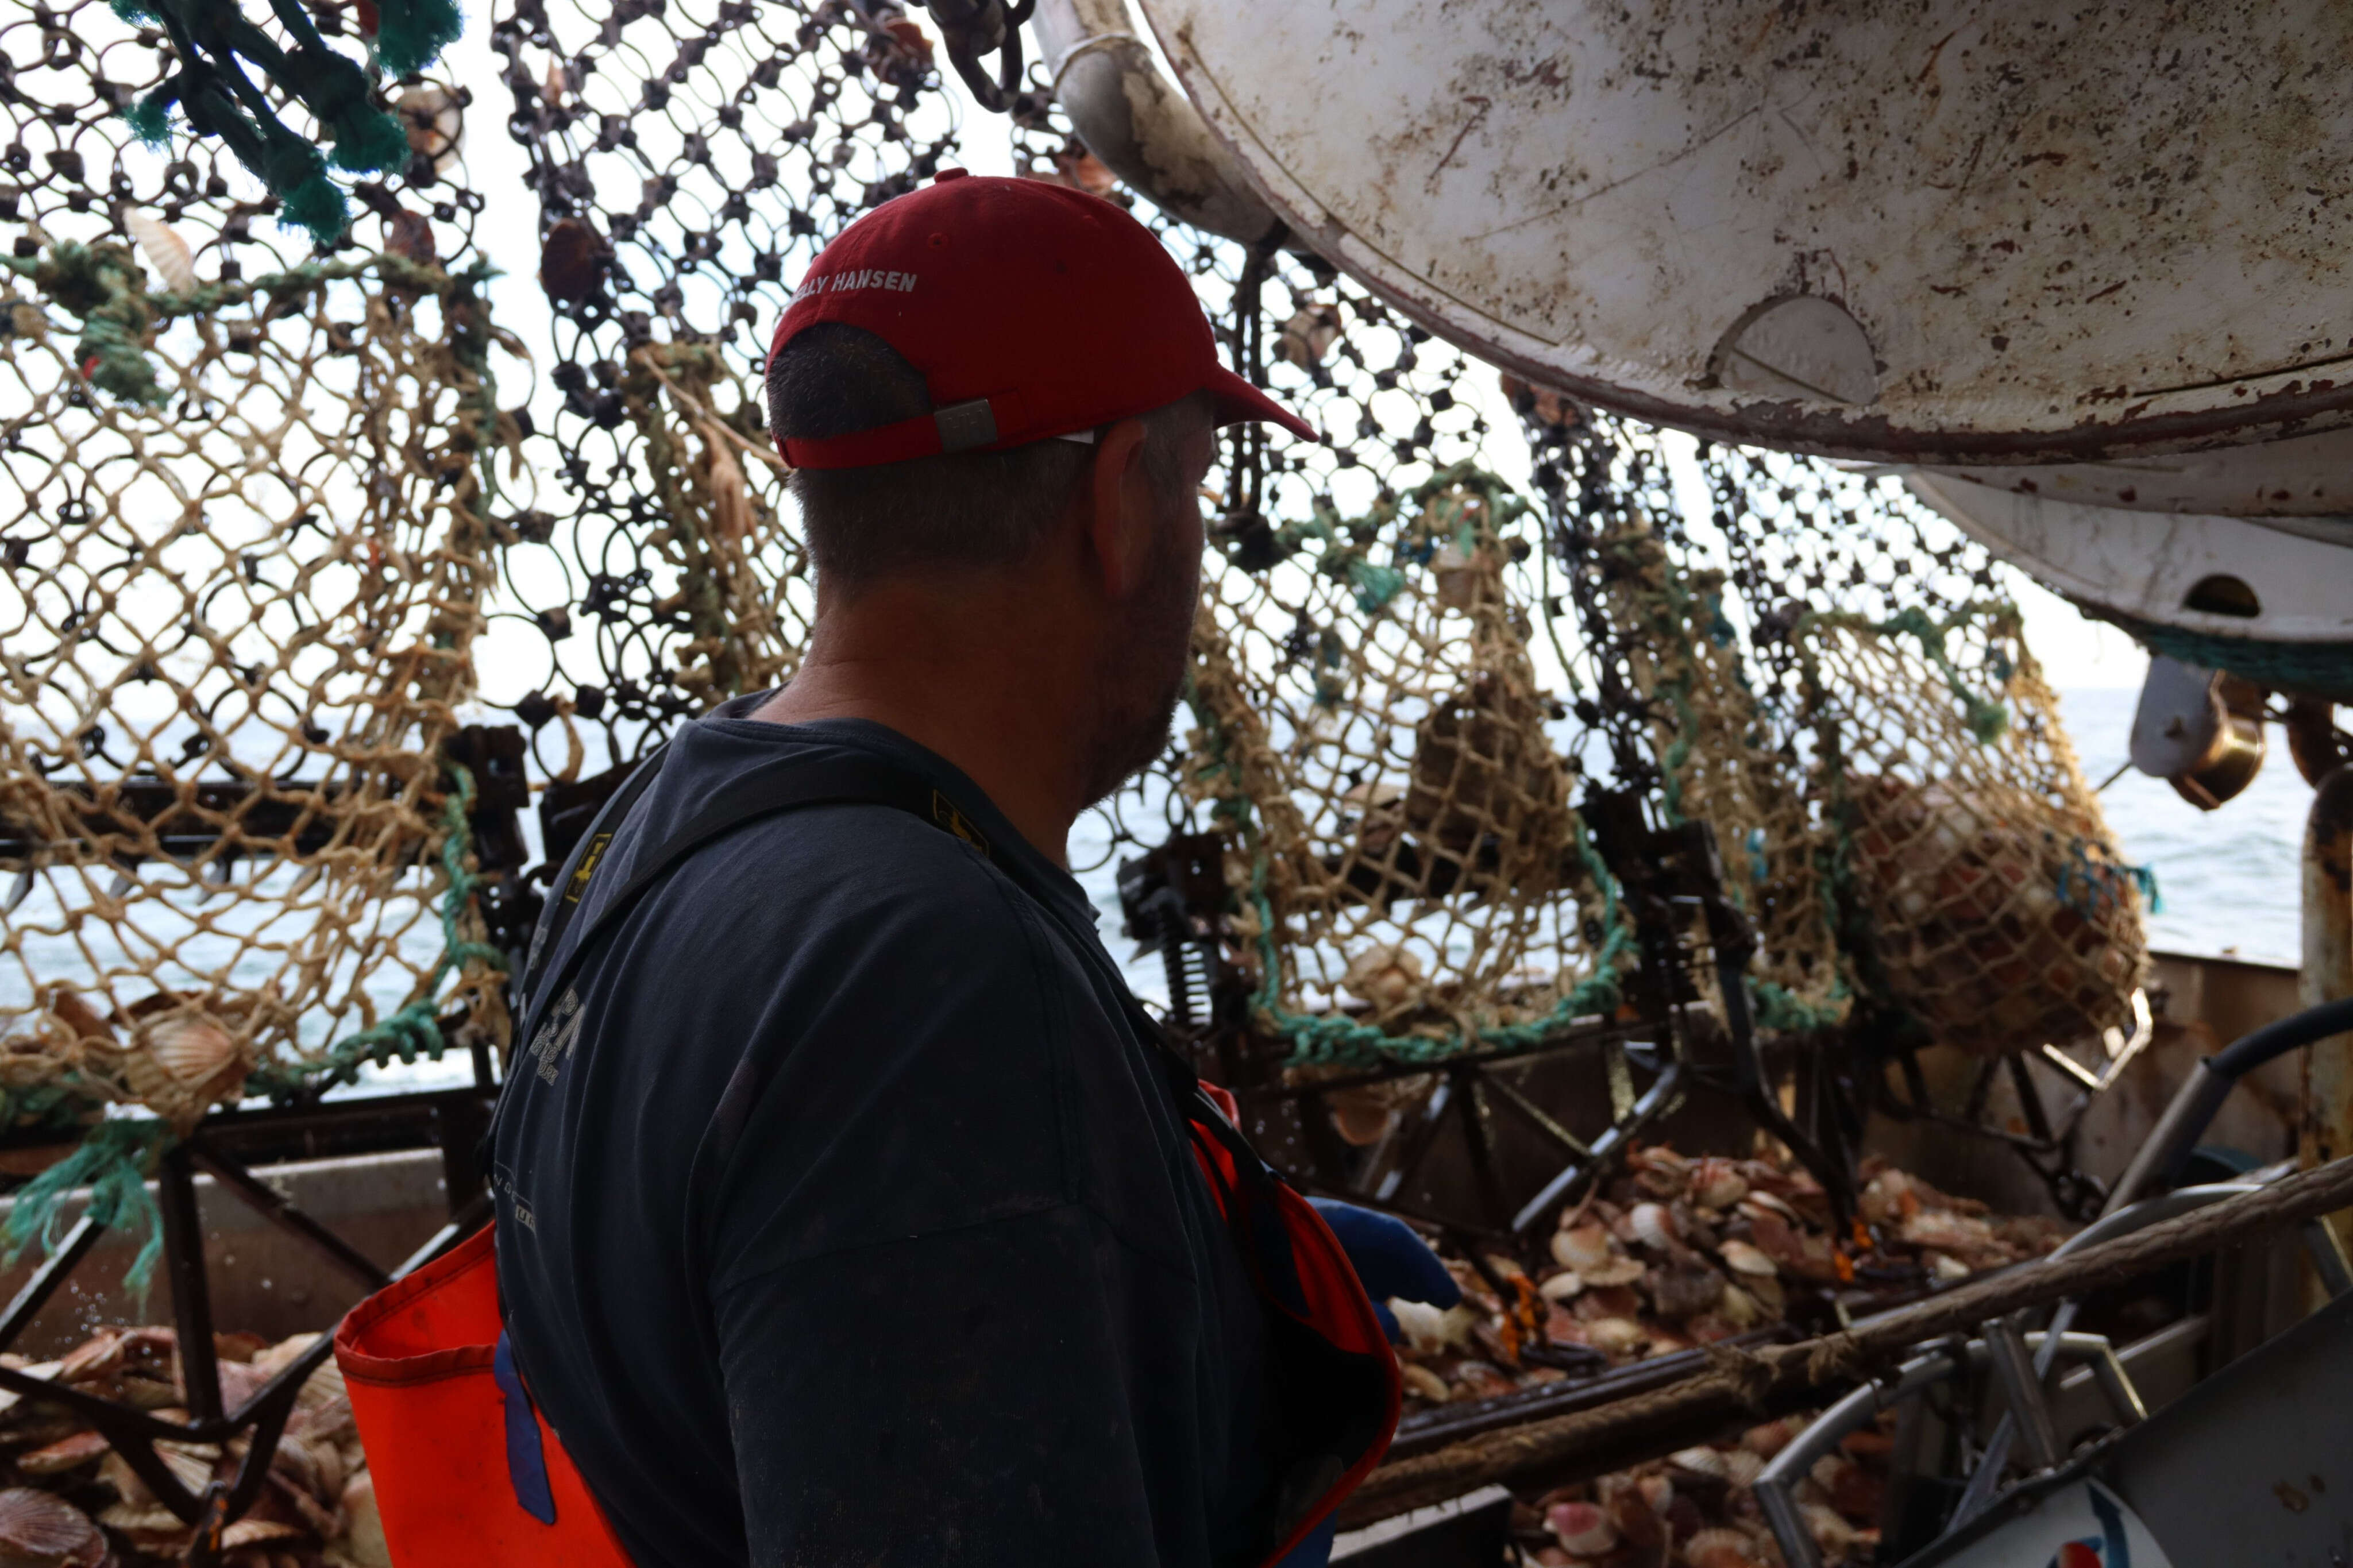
[16,1430,107,1476]
[119,1012,248,1129]
[221,1517,306,1550]
[1341,943,1425,1011]
[1538,1269,1584,1301]
[1800,1499,1864,1555]
[1553,1222,1615,1273]
[1627,1202,1677,1250]
[1741,1416,1800,1457]
[0,1488,107,1567]
[1398,1362,1452,1404]
[395,84,465,173]
[1546,1500,1617,1555]
[1718,1238,1779,1277]
[1390,1299,1479,1354]
[1582,1317,1646,1358]
[1668,1446,1731,1481]
[1581,1257,1646,1288]
[122,210,196,296]
[1647,1261,1725,1319]
[1692,1157,1750,1210]
[1685,1526,1767,1568]
[339,1470,395,1568]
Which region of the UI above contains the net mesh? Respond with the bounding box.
[1182,468,1629,1069]
[1802,606,2149,1056]
[0,0,507,1134]
[0,0,2155,1142]
[1535,420,2150,1057]
[0,252,507,1130]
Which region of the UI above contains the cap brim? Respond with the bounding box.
[1204,365,1318,442]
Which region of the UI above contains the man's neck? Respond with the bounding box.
[746,587,1090,866]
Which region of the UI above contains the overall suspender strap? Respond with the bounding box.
[515,752,998,1049]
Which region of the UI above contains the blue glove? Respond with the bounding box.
[1307,1198,1461,1343]
[1274,1515,1338,1568]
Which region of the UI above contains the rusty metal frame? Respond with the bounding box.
[0,1085,495,1566]
[1129,787,1861,1245]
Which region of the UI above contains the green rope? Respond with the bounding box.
[3,1120,174,1301]
[248,761,508,1099]
[1748,975,1853,1034]
[108,0,437,243]
[1239,806,1635,1067]
[0,244,490,406]
[1251,462,1532,618]
[2097,612,2353,705]
[1187,469,1635,1066]
[2054,837,2162,918]
[0,764,504,1292]
[372,0,464,79]
[1803,603,2018,744]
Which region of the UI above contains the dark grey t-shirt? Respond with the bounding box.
[491,702,1275,1567]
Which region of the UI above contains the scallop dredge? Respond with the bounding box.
[0,1327,379,1567]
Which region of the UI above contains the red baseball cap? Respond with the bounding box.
[769,170,1315,469]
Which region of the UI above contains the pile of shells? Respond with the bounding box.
[1392,1145,2070,1409]
[1513,1410,1897,1568]
[0,1325,385,1567]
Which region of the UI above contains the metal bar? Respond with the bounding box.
[184,1141,391,1291]
[0,1362,202,1445]
[1388,1322,1800,1459]
[1230,1013,1652,1104]
[1374,1077,1456,1206]
[1455,1072,1512,1230]
[2302,1215,2353,1297]
[157,1143,222,1426]
[1509,1062,1685,1234]
[2007,1052,2058,1146]
[0,1215,102,1350]
[1953,1182,2267,1528]
[1476,1068,1593,1158]
[2299,763,2353,1266]
[1987,1318,2061,1471]
[2039,1042,2103,1091]
[216,1368,302,1522]
[2083,1339,2147,1426]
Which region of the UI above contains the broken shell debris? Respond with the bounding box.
[0,1324,383,1568]
[1391,1144,2069,1411]
[1514,1411,1904,1568]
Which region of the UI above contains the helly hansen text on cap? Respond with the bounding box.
[769,169,1315,469]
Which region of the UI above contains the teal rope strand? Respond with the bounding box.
[3,1121,174,1300]
[248,762,508,1098]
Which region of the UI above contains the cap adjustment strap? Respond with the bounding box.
[932,397,997,453]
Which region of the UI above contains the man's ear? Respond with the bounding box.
[1085,416,1156,601]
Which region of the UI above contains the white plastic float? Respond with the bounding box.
[1919,426,2353,517]
[1125,0,2353,463]
[1905,473,2353,701]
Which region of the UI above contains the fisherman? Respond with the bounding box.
[346,172,1462,1567]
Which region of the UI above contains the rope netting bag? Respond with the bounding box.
[1797,604,2149,1057]
[1566,465,1850,1033]
[1182,465,1630,1104]
[0,251,508,1133]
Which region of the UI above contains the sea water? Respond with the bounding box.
[2055,688,2307,967]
